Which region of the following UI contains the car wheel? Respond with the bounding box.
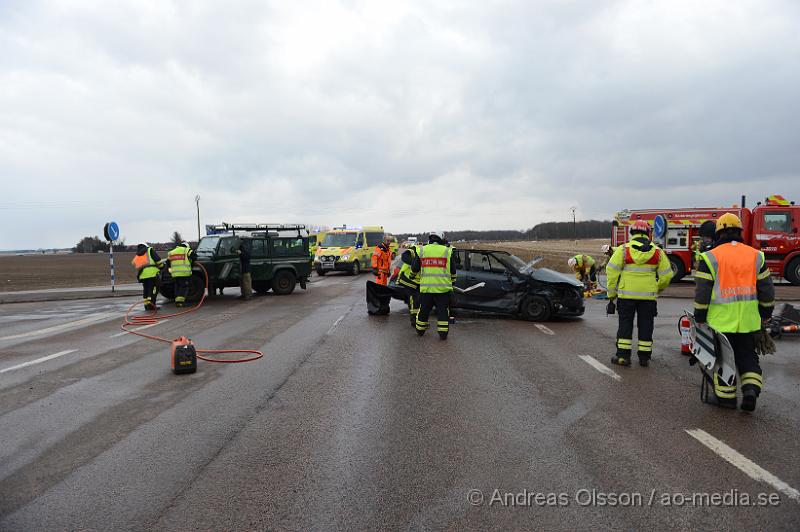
[316,267,326,276]
[187,273,206,303]
[272,270,296,295]
[785,257,800,285]
[668,255,685,283]
[350,261,361,275]
[521,295,551,322]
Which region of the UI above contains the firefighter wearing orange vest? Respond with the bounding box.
[606,220,673,367]
[371,236,393,286]
[694,213,775,411]
[131,243,164,311]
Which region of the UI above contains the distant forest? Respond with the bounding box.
[396,220,612,242]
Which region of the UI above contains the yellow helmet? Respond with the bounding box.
[715,212,743,233]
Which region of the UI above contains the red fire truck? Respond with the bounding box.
[611,194,800,285]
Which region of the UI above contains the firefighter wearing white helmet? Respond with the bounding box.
[411,231,457,340]
[131,242,164,311]
[567,254,597,287]
[693,212,775,411]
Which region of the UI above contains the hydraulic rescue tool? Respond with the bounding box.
[682,310,737,404]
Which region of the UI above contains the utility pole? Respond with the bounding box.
[195,195,201,243]
[571,206,577,247]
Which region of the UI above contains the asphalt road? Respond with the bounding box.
[1,274,799,531]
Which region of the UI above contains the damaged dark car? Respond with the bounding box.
[383,248,585,321]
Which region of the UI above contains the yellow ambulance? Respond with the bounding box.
[308,231,327,257]
[314,225,385,275]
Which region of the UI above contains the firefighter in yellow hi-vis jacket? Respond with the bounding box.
[397,244,422,328]
[412,231,457,340]
[167,242,195,308]
[606,221,673,367]
[131,243,164,311]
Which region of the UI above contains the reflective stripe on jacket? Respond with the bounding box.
[419,243,453,294]
[606,237,672,300]
[168,246,193,278]
[699,242,763,333]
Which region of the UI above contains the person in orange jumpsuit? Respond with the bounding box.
[371,236,393,286]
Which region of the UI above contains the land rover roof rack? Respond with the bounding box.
[206,223,308,236]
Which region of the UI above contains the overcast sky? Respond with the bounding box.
[1,0,799,249]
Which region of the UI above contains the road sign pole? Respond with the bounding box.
[110,243,115,293]
[103,221,121,294]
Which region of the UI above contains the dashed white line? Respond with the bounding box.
[686,428,800,502]
[111,321,164,338]
[534,324,555,335]
[578,355,622,381]
[0,349,79,374]
[0,313,115,341]
[327,314,346,335]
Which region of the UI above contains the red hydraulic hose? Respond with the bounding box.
[121,263,263,364]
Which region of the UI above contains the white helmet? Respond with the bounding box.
[567,257,578,269]
[429,230,445,240]
[601,244,611,254]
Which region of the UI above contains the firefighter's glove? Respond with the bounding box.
[372,268,379,276]
[606,300,616,315]
[688,355,698,366]
[754,328,776,356]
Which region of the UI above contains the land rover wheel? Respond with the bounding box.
[350,260,361,275]
[316,267,326,276]
[186,273,206,303]
[272,270,296,295]
[521,295,551,322]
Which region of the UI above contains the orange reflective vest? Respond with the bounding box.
[132,248,159,280]
[700,242,763,333]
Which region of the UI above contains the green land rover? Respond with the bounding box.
[159,224,312,302]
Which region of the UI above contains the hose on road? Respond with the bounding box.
[121,263,263,364]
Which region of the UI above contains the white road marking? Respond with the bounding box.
[327,314,346,335]
[0,349,79,374]
[686,428,800,502]
[0,313,115,341]
[535,324,555,335]
[110,321,164,338]
[578,355,622,381]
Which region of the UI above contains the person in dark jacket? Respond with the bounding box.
[237,240,252,300]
